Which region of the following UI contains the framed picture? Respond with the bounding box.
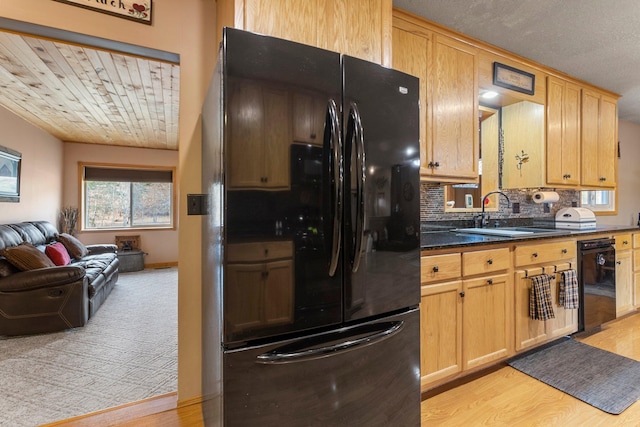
[493,62,535,95]
[115,235,141,252]
[54,0,152,25]
[0,145,21,203]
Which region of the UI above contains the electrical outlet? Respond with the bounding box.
[187,194,208,215]
[543,203,550,213]
[512,202,520,214]
[572,201,578,207]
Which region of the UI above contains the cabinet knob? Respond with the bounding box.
[487,278,493,285]
[487,258,493,265]
[600,177,607,182]
[532,252,538,258]
[617,260,622,265]
[310,133,316,139]
[434,161,440,168]
[459,291,465,298]
[264,249,269,256]
[432,265,439,272]
[624,240,629,245]
[562,248,568,254]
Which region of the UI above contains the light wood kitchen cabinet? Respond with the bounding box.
[420,246,510,389]
[392,14,478,183]
[581,89,618,188]
[226,241,294,332]
[427,34,479,182]
[218,0,392,65]
[514,239,578,352]
[615,233,634,316]
[420,280,463,385]
[546,76,581,186]
[462,273,510,370]
[227,81,290,189]
[633,233,640,308]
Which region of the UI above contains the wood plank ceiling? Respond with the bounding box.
[0,30,180,150]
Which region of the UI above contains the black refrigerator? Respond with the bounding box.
[202,28,421,426]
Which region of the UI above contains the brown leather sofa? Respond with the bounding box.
[0,221,119,336]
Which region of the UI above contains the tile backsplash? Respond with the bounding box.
[420,183,580,226]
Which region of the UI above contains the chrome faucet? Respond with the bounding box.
[477,190,511,228]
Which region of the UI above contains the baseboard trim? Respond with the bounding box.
[41,392,178,426]
[146,261,178,269]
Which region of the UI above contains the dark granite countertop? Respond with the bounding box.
[421,225,640,251]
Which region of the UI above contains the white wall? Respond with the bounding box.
[63,142,179,266]
[597,119,640,226]
[0,107,63,224]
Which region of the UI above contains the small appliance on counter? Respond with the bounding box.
[555,207,597,230]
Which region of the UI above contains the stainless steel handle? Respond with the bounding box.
[255,321,403,364]
[327,99,342,277]
[350,102,366,273]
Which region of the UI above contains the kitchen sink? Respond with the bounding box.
[453,227,571,238]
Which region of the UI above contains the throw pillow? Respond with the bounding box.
[56,233,89,259]
[1,242,56,271]
[45,242,72,266]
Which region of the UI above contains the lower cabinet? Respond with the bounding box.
[514,264,578,352]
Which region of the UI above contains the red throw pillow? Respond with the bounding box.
[45,242,72,266]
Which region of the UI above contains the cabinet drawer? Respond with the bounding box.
[615,234,633,252]
[462,247,510,276]
[421,253,461,284]
[227,241,293,262]
[514,240,576,267]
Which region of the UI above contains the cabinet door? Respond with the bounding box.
[262,87,290,188]
[616,250,634,316]
[318,0,391,64]
[582,89,617,188]
[292,93,326,145]
[263,259,294,326]
[228,81,266,188]
[462,274,509,370]
[420,281,463,385]
[244,0,318,47]
[429,34,478,181]
[546,77,581,186]
[392,22,429,173]
[226,263,265,332]
[514,270,548,351]
[546,268,579,339]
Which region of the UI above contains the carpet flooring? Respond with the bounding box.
[0,267,178,427]
[509,338,640,414]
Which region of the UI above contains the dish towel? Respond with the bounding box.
[530,274,555,320]
[558,269,579,309]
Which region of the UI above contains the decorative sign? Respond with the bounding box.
[493,62,535,95]
[54,0,152,25]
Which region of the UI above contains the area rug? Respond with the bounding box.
[0,267,177,427]
[509,339,640,414]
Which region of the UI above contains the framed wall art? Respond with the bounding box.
[54,0,152,25]
[493,62,535,95]
[0,145,21,203]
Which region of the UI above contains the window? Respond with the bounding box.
[581,190,615,213]
[82,164,175,230]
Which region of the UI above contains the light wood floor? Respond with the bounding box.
[46,312,640,426]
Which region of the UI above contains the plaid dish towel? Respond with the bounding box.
[559,269,579,309]
[529,274,555,320]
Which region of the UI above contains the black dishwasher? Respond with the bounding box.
[578,238,616,332]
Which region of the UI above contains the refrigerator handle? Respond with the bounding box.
[255,321,403,364]
[327,98,343,277]
[349,102,366,273]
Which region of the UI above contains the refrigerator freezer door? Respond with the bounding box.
[222,28,344,345]
[223,308,420,426]
[342,56,421,322]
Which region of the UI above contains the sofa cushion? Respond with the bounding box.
[1,242,56,271]
[45,242,72,266]
[56,233,89,259]
[0,225,23,251]
[8,223,48,246]
[29,221,59,243]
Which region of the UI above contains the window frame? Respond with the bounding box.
[79,162,177,232]
[580,189,617,215]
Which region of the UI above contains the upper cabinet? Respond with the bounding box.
[546,76,581,187]
[581,89,618,188]
[392,13,479,184]
[218,0,392,66]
